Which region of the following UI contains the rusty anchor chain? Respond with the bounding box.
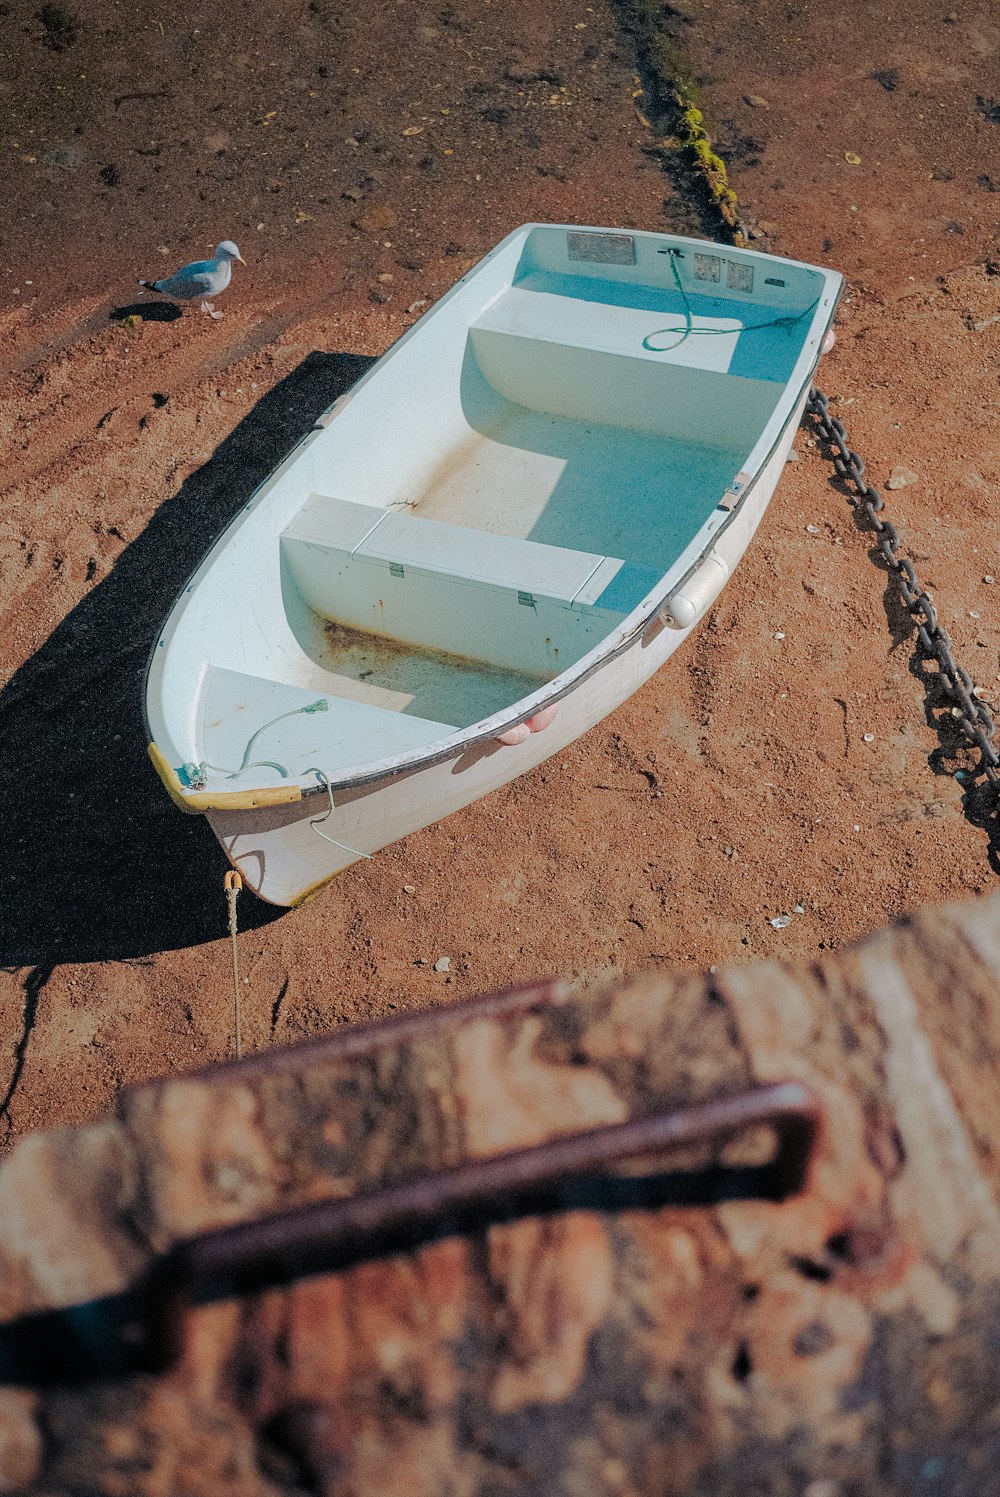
[807,384,999,791]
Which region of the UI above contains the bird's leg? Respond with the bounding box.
[200,300,224,320]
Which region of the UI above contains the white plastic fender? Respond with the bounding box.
[661,550,730,629]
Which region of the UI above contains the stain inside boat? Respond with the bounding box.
[318,618,550,727]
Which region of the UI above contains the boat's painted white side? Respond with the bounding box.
[145,223,840,905]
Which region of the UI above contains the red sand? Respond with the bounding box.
[1,0,997,1149]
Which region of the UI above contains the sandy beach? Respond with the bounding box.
[1,0,998,1148]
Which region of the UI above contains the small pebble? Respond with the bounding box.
[744,94,770,108]
[786,448,800,462]
[770,915,792,929]
[774,630,785,640]
[806,523,821,534]
[984,575,994,584]
[969,610,980,619]
[887,465,918,490]
[403,884,416,894]
[434,956,451,972]
[853,823,861,831]
[354,204,398,233]
[793,903,806,914]
[863,732,875,743]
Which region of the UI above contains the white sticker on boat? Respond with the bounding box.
[727,260,755,293]
[566,230,636,265]
[694,252,721,282]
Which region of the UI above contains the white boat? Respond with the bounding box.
[145,223,841,906]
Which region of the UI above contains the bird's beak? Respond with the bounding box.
[236,255,246,266]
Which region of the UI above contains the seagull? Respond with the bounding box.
[138,240,245,319]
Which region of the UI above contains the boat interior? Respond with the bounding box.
[192,231,823,783]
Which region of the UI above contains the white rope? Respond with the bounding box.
[303,768,373,860]
[224,872,243,1058]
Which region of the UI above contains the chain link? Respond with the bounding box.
[807,385,999,790]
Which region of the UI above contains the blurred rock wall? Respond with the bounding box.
[3,896,1000,1495]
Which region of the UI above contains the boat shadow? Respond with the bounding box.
[0,350,375,966]
[110,301,183,324]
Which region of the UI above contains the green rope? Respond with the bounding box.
[193,700,371,860]
[642,252,819,353]
[200,698,330,780]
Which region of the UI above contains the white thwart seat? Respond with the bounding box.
[283,494,626,602]
[478,285,745,374]
[356,508,612,600]
[281,495,662,676]
[469,286,784,449]
[200,667,455,783]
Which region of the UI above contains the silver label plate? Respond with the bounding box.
[727,260,754,293]
[567,230,636,265]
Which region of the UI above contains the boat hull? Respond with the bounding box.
[207,387,807,905]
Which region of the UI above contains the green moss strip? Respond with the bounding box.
[613,0,743,245]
